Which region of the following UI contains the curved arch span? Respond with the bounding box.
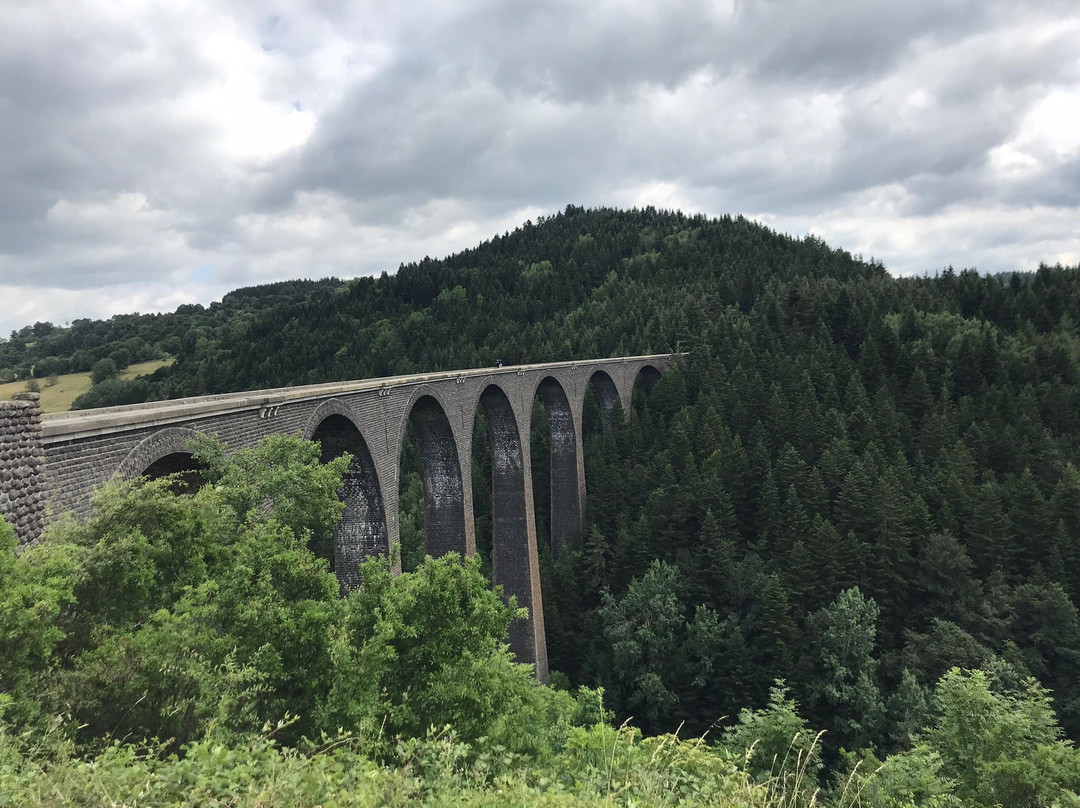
[311,413,389,590]
[116,427,201,480]
[534,376,583,555]
[406,394,468,559]
[303,398,361,442]
[588,369,622,430]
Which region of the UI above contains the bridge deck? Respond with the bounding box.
[41,353,678,441]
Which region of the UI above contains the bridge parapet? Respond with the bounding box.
[40,354,677,442]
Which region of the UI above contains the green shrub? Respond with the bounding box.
[0,517,76,729]
[317,553,575,761]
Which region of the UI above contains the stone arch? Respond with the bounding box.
[310,409,389,591]
[402,391,469,560]
[587,369,622,430]
[532,375,583,555]
[303,397,362,442]
[116,427,201,480]
[477,384,546,673]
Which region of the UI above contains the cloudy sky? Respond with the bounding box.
[2,0,1079,335]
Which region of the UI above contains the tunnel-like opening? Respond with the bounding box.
[405,395,468,561]
[588,369,622,431]
[311,414,388,589]
[631,365,663,415]
[534,377,582,557]
[141,452,207,495]
[477,385,542,670]
[580,369,630,569]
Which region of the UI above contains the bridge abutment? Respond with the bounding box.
[0,393,46,544]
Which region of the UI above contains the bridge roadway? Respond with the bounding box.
[3,353,680,679]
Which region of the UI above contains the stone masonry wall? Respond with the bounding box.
[0,393,47,545]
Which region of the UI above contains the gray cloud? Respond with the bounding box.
[1,0,1079,334]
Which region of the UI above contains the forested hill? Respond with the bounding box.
[7,206,1080,801]
[4,206,880,405]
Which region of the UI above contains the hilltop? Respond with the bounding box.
[3,206,877,407]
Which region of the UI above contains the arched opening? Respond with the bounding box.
[471,408,494,581]
[397,422,426,574]
[405,395,468,561]
[534,377,582,557]
[581,370,629,578]
[531,377,582,683]
[141,452,206,495]
[476,385,544,671]
[631,365,662,415]
[582,370,625,522]
[311,414,388,590]
[588,369,622,431]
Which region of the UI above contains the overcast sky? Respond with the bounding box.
[2,0,1079,335]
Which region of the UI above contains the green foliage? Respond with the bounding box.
[0,718,775,808]
[804,587,884,754]
[724,682,823,801]
[846,667,1080,808]
[191,432,349,553]
[36,439,347,747]
[89,357,118,385]
[844,745,962,808]
[70,375,152,409]
[319,553,570,759]
[0,518,76,726]
[597,561,687,731]
[922,668,1080,807]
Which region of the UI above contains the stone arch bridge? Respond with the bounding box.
[1,354,678,680]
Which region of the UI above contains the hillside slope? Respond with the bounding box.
[6,206,1080,762]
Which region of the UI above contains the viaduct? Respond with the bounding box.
[0,354,678,680]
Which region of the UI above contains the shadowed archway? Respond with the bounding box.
[407,395,468,559]
[310,413,388,590]
[534,377,583,556]
[588,369,622,430]
[141,452,207,495]
[633,365,662,405]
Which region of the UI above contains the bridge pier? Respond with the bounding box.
[480,385,548,679]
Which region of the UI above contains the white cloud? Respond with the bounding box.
[2,0,1080,336]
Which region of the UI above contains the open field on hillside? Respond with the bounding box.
[0,359,173,413]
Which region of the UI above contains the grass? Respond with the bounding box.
[0,358,173,413]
